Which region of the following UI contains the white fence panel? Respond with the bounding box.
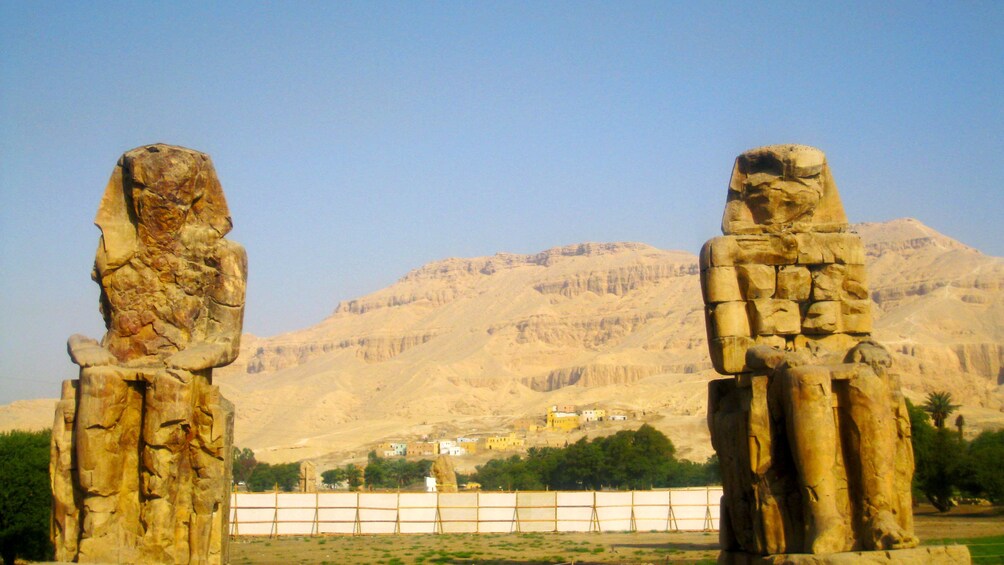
[516,491,556,532]
[594,491,633,532]
[358,493,398,534]
[439,492,478,533]
[274,493,317,535]
[556,491,594,532]
[230,487,722,536]
[477,492,517,533]
[633,490,672,532]
[231,493,277,536]
[706,488,722,530]
[398,493,437,534]
[316,493,358,534]
[671,488,716,531]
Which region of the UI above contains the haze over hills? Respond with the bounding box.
[2,218,1002,471]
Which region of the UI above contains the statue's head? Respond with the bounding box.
[93,144,232,270]
[124,145,204,240]
[721,144,847,235]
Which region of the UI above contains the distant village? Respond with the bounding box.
[374,405,633,459]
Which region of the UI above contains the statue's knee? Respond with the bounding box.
[846,372,893,413]
[785,367,832,402]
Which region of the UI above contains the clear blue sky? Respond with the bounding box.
[1,2,1002,403]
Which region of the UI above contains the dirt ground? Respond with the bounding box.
[227,504,1003,564]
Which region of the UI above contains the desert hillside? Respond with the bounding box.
[3,219,1002,471]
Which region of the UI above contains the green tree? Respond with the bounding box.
[363,451,388,488]
[961,429,1004,503]
[361,452,434,489]
[344,463,363,490]
[918,428,967,511]
[470,425,715,491]
[247,462,300,492]
[232,447,258,485]
[321,467,346,487]
[922,391,959,429]
[591,425,674,489]
[908,399,967,511]
[0,429,53,565]
[668,455,721,487]
[554,440,603,489]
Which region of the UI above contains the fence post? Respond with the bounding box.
[353,492,361,535]
[629,491,637,533]
[395,492,401,534]
[434,491,443,534]
[271,485,279,537]
[512,492,521,533]
[312,491,319,536]
[230,490,239,538]
[667,489,677,532]
[703,486,714,531]
[590,491,600,533]
[553,491,558,533]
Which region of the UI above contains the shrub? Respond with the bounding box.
[0,429,53,565]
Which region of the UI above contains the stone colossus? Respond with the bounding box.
[52,144,245,564]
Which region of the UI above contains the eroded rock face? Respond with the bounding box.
[702,145,919,557]
[52,144,245,564]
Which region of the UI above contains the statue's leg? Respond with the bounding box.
[891,386,917,539]
[844,372,919,550]
[74,367,143,562]
[50,379,80,562]
[188,378,232,565]
[782,366,848,554]
[141,371,197,563]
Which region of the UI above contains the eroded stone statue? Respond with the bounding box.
[51,144,246,564]
[702,145,920,557]
[299,461,317,492]
[430,455,459,493]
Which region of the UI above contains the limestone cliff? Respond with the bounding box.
[207,221,1004,465]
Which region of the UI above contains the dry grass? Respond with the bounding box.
[228,504,1003,564]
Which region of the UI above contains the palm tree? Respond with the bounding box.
[955,414,965,437]
[923,391,959,429]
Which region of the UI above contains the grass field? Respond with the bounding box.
[227,504,1003,564]
[923,535,1004,564]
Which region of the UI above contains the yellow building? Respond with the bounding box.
[546,406,580,431]
[484,433,525,451]
[457,437,479,454]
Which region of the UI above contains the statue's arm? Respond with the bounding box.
[67,334,116,367]
[166,241,247,371]
[844,339,892,372]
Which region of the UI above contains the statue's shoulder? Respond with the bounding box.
[217,238,247,259]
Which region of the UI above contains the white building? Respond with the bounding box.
[439,440,466,456]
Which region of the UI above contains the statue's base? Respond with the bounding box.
[718,545,971,564]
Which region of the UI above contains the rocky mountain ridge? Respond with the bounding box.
[2,219,1001,469]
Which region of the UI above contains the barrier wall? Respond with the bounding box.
[230,487,722,536]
